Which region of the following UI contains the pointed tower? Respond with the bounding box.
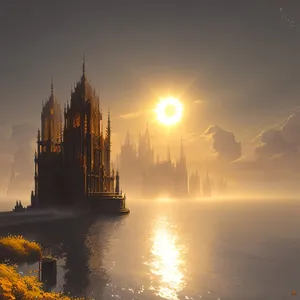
[189,169,200,197]
[217,172,227,195]
[82,54,86,77]
[138,125,154,172]
[202,170,212,197]
[40,77,62,153]
[145,123,150,150]
[62,59,106,200]
[175,137,188,196]
[167,145,171,162]
[33,78,63,207]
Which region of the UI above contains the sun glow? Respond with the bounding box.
[155,97,183,126]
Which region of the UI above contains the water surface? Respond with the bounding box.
[1,199,300,299]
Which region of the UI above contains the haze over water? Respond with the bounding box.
[2,198,300,300]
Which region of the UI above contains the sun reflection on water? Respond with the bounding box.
[147,217,187,300]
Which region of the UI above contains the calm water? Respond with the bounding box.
[1,199,300,300]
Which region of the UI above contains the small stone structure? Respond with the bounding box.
[39,256,57,287]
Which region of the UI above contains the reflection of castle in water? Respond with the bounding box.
[118,128,188,197]
[0,216,123,299]
[62,219,93,297]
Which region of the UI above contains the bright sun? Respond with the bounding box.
[155,97,183,126]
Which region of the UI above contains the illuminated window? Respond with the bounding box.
[84,115,87,133]
[73,114,81,128]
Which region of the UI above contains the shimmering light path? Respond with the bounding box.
[147,217,187,299]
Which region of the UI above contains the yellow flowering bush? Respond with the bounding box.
[0,235,42,263]
[0,236,85,299]
[0,264,84,299]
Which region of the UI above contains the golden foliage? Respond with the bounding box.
[0,264,84,299]
[0,235,42,263]
[0,236,85,299]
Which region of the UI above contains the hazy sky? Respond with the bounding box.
[1,0,300,161]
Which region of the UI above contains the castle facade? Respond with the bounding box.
[31,62,125,211]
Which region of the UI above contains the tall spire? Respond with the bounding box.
[51,76,54,96]
[145,122,149,135]
[180,136,185,159]
[145,122,150,148]
[82,54,86,76]
[167,145,171,162]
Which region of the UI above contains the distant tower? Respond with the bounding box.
[202,171,212,197]
[167,145,171,162]
[179,137,186,166]
[175,137,188,196]
[217,173,227,195]
[138,125,154,172]
[119,128,139,190]
[189,169,200,197]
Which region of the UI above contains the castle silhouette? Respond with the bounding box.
[118,128,188,197]
[31,61,129,213]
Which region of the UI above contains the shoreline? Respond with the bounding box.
[0,209,80,228]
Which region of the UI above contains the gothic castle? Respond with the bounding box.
[118,128,188,197]
[31,62,128,213]
[117,128,225,198]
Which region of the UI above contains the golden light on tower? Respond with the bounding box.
[155,97,183,126]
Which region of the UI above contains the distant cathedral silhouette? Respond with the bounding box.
[118,128,188,197]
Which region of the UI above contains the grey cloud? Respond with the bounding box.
[281,109,300,145]
[255,110,300,159]
[204,125,242,162]
[255,129,296,158]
